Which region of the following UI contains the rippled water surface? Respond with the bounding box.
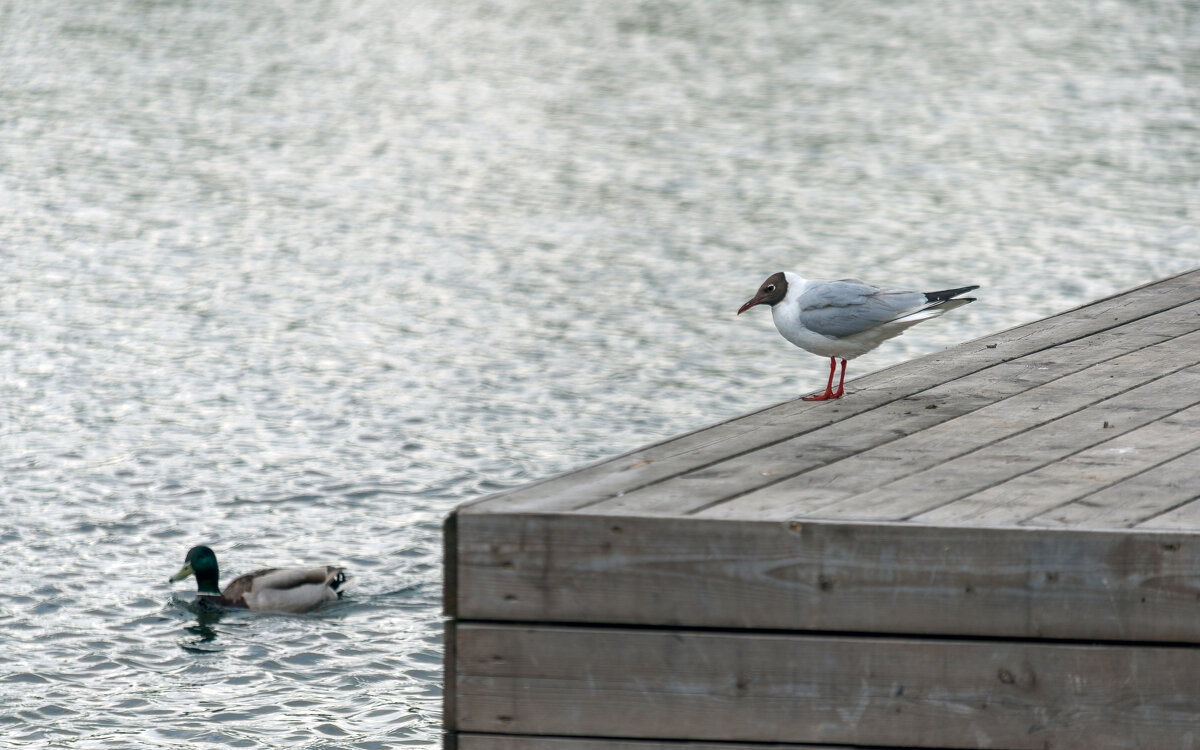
[1,0,1196,746]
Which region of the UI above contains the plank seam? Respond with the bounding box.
[452,618,1200,650]
[454,730,929,749]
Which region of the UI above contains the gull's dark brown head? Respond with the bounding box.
[737,272,788,315]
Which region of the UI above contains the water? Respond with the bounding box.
[0,0,1195,746]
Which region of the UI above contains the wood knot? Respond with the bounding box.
[735,675,751,695]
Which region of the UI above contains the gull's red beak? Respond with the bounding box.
[737,297,762,315]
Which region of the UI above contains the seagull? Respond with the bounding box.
[737,272,978,401]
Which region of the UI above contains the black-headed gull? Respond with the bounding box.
[737,272,978,401]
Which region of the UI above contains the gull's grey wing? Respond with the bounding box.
[797,281,927,338]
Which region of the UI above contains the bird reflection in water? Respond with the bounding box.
[179,599,226,653]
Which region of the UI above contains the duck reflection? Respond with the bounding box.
[179,599,225,652]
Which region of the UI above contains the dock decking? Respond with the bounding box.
[444,268,1200,750]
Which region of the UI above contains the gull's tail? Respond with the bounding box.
[924,285,980,305]
[891,284,980,325]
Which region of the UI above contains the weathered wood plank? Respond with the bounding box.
[913,403,1200,526]
[445,621,459,743]
[445,511,459,617]
[705,354,1200,522]
[454,623,1200,750]
[1140,489,1200,530]
[1028,446,1200,529]
[587,351,1098,518]
[456,735,861,750]
[610,325,1200,519]
[453,513,1200,641]
[796,364,1200,522]
[460,271,1200,516]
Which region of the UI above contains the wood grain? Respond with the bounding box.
[453,513,1200,641]
[454,623,1200,750]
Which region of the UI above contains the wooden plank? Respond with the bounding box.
[454,513,1200,641]
[705,353,1200,522]
[459,271,1200,516]
[1028,446,1200,529]
[445,620,459,744]
[587,351,1090,518]
[454,623,1200,750]
[913,403,1200,526]
[1141,487,1200,530]
[456,734,860,750]
[609,324,1200,519]
[797,364,1200,522]
[445,511,459,617]
[446,515,461,747]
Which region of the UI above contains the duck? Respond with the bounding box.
[169,545,347,613]
[738,272,978,400]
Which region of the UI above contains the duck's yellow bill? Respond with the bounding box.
[169,563,194,583]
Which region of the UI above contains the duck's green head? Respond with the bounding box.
[170,545,221,596]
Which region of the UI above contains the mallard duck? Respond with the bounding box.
[169,545,347,613]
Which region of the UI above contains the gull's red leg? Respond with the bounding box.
[833,358,847,398]
[803,356,838,401]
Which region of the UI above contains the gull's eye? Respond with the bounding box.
[765,285,775,293]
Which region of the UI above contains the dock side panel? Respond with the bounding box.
[454,623,1200,750]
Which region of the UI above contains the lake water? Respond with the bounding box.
[1,0,1196,746]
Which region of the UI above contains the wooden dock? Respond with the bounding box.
[444,268,1200,750]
